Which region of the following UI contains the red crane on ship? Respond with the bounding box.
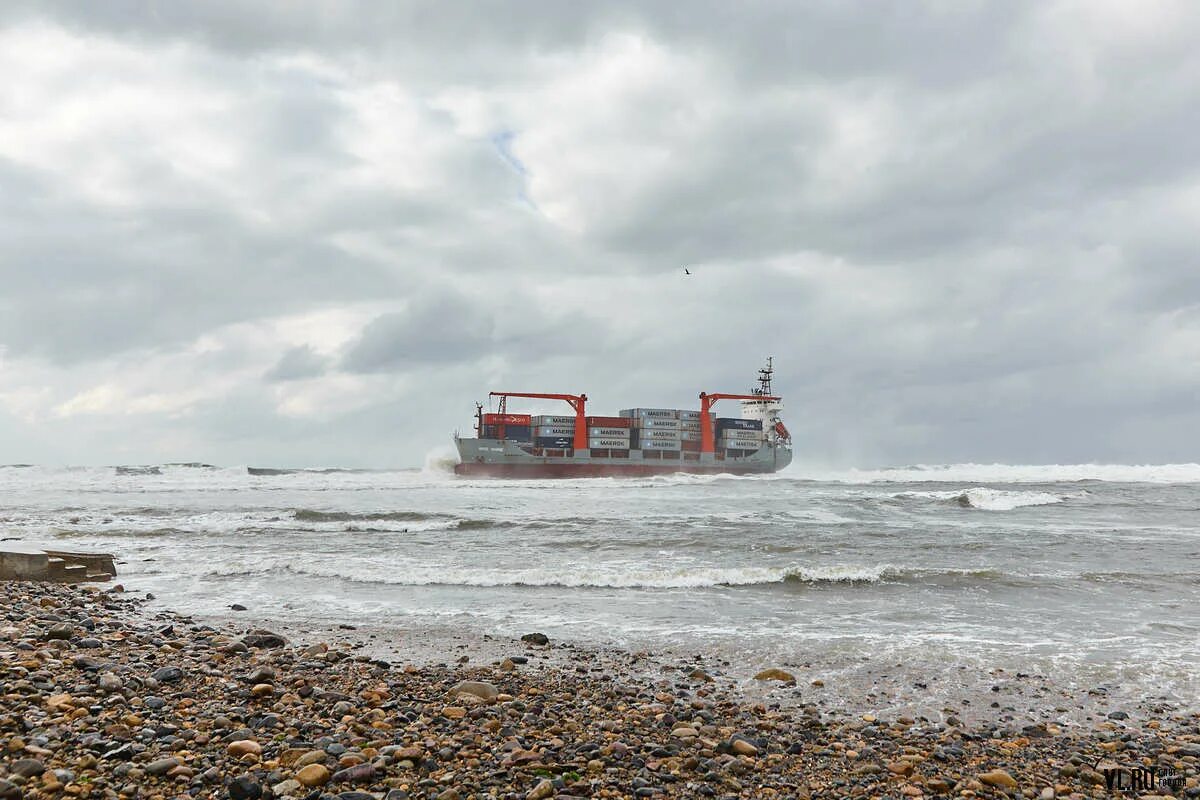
[489,391,588,450]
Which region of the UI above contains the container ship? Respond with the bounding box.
[453,359,792,477]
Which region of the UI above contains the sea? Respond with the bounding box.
[2,461,1198,723]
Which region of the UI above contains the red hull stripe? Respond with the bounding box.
[453,462,772,478]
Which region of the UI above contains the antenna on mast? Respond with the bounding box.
[754,356,774,396]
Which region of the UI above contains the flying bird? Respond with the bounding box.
[684,267,691,275]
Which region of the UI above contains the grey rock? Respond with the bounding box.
[10,759,45,778]
[521,632,550,646]
[144,696,166,709]
[227,776,261,800]
[45,622,74,640]
[240,631,286,649]
[145,757,179,776]
[152,666,184,683]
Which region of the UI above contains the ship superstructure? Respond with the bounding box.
[453,360,792,478]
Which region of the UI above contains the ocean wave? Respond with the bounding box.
[891,487,1068,510]
[293,509,444,523]
[798,463,1200,485]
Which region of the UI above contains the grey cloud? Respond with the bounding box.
[264,345,328,382]
[340,293,496,373]
[1,2,1198,467]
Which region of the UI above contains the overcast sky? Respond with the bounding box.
[1,1,1197,468]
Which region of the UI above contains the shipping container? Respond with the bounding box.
[589,437,630,449]
[609,449,630,459]
[535,425,575,437]
[681,439,701,452]
[483,413,532,426]
[678,410,701,421]
[619,408,678,420]
[585,416,631,428]
[535,436,574,449]
[678,420,702,431]
[640,429,682,440]
[482,424,532,440]
[715,417,762,431]
[588,427,631,438]
[641,439,681,450]
[721,428,762,441]
[638,418,681,430]
[679,430,702,441]
[589,449,609,458]
[532,415,575,426]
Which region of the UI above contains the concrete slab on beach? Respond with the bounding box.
[0,542,116,583]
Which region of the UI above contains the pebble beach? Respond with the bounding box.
[3,581,1199,800]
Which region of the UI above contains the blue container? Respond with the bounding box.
[715,418,762,431]
[535,436,574,448]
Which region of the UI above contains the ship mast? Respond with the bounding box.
[754,356,774,396]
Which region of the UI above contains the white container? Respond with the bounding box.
[641,440,681,451]
[678,410,700,421]
[638,418,681,430]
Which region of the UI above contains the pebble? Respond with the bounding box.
[295,763,331,787]
[1,581,1197,800]
[753,668,796,683]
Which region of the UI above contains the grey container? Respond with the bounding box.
[589,437,632,449]
[641,429,682,440]
[588,427,630,438]
[536,425,575,437]
[641,440,682,451]
[533,415,576,426]
[638,418,681,430]
[620,408,679,420]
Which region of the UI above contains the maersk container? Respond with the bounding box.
[715,418,763,431]
[679,430,702,441]
[640,429,682,440]
[721,432,762,444]
[721,426,762,438]
[678,410,701,421]
[533,415,575,426]
[535,436,574,448]
[639,418,681,430]
[620,408,678,420]
[589,437,630,448]
[586,416,631,428]
[641,440,681,451]
[536,425,575,437]
[588,427,630,438]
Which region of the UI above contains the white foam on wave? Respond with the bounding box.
[201,560,897,588]
[893,487,1067,511]
[799,463,1200,485]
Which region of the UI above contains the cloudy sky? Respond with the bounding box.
[1,1,1197,468]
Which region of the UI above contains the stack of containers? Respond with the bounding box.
[533,414,576,449]
[678,410,703,452]
[586,415,631,452]
[716,417,763,453]
[620,408,681,455]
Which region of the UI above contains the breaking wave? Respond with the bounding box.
[292,509,444,523]
[892,487,1068,510]
[197,561,1045,590]
[801,462,1200,484]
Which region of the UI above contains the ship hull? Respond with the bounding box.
[453,437,791,479]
